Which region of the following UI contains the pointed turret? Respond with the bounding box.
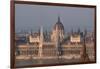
[38,26,43,58]
[40,26,43,42]
[81,29,89,62]
[58,16,61,23]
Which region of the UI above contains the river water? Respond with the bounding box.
[16,58,84,67]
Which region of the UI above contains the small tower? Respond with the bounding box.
[77,28,81,34]
[38,26,43,58]
[81,29,89,62]
[40,26,44,43]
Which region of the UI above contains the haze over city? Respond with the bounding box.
[15,4,94,33]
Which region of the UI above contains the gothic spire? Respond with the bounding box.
[58,16,61,23]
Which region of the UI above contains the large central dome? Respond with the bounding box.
[53,16,64,31]
[51,16,65,42]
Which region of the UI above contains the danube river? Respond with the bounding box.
[16,58,86,67]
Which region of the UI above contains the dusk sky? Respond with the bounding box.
[15,4,94,33]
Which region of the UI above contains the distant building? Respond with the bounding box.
[15,16,95,61]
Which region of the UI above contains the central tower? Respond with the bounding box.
[51,16,65,42]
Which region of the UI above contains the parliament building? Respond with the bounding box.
[15,16,95,62]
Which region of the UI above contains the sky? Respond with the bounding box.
[15,4,95,33]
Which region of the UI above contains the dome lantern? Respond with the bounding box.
[53,16,64,31]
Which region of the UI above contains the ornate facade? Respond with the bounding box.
[15,16,95,62]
